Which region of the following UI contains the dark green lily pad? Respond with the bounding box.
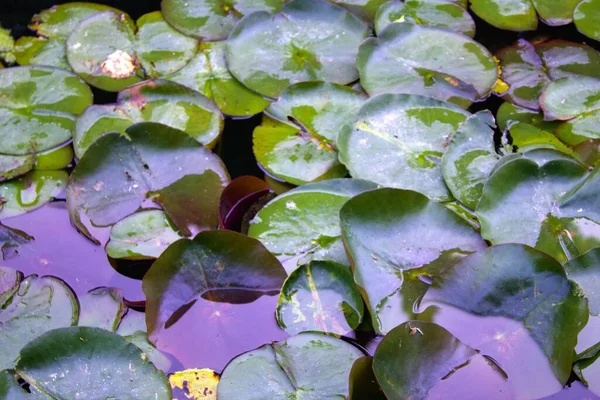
[496,101,560,132]
[226,0,369,99]
[106,210,183,260]
[0,170,68,219]
[218,333,363,400]
[67,122,229,243]
[375,0,475,37]
[0,66,92,156]
[276,260,364,335]
[348,356,386,400]
[248,179,377,273]
[143,230,287,338]
[0,272,79,370]
[135,12,198,78]
[357,23,497,107]
[340,188,487,334]
[166,42,270,117]
[66,11,143,91]
[161,0,286,41]
[426,244,589,386]
[564,248,600,315]
[78,287,127,331]
[339,93,470,201]
[0,224,33,260]
[15,326,171,399]
[74,80,223,158]
[575,0,600,42]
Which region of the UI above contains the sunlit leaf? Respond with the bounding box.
[170,369,219,400]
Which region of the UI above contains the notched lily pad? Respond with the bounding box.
[226,0,369,98]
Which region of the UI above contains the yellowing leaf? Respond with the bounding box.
[170,368,219,400]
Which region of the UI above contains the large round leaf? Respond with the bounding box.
[15,326,171,399]
[0,66,92,156]
[66,11,143,91]
[564,248,600,316]
[339,93,470,201]
[248,179,377,273]
[575,0,600,42]
[340,188,487,334]
[226,0,369,99]
[276,260,364,335]
[74,80,223,158]
[66,122,229,243]
[375,0,475,37]
[0,272,79,370]
[143,230,287,338]
[218,333,363,400]
[166,42,270,117]
[425,244,589,390]
[357,23,497,107]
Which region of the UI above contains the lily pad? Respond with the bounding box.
[67,122,229,243]
[0,66,92,156]
[575,0,600,42]
[135,12,199,78]
[226,0,369,99]
[248,179,377,273]
[375,0,475,37]
[218,333,363,400]
[106,210,183,260]
[357,23,497,107]
[348,356,386,400]
[340,188,487,334]
[338,93,470,201]
[426,244,588,386]
[0,272,79,370]
[564,248,600,315]
[74,80,223,158]
[166,42,270,117]
[0,170,68,219]
[276,260,364,335]
[14,37,70,69]
[78,287,127,331]
[15,326,171,399]
[143,230,287,338]
[66,11,143,91]
[496,101,560,132]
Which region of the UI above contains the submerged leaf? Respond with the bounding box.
[0,223,33,260]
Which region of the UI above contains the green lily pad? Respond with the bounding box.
[532,0,581,26]
[340,188,487,334]
[248,179,377,273]
[0,66,92,156]
[66,11,143,91]
[0,170,68,219]
[135,12,198,79]
[426,244,589,386]
[348,356,386,400]
[0,28,16,65]
[470,0,537,31]
[564,248,600,315]
[339,93,470,201]
[106,210,183,260]
[0,154,35,182]
[78,287,127,331]
[15,326,171,399]
[143,230,287,338]
[375,0,475,37]
[0,224,33,260]
[0,369,45,399]
[496,101,560,132]
[161,0,286,41]
[166,42,270,117]
[496,39,600,112]
[14,36,69,70]
[276,260,364,335]
[67,122,229,243]
[575,0,600,42]
[33,145,74,171]
[218,333,363,400]
[357,23,497,107]
[0,272,79,370]
[226,0,369,99]
[74,80,223,158]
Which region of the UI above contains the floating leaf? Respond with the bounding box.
[170,369,219,400]
[15,326,171,399]
[357,23,497,107]
[78,287,127,331]
[375,0,475,37]
[564,248,600,316]
[74,80,223,158]
[226,0,369,98]
[574,0,600,42]
[248,179,377,273]
[218,333,363,400]
[166,42,270,117]
[0,272,79,370]
[348,356,386,400]
[123,331,173,372]
[135,12,198,78]
[143,230,287,338]
[161,0,286,41]
[496,101,560,132]
[470,0,579,30]
[106,210,183,260]
[67,122,229,243]
[339,93,470,201]
[340,188,487,334]
[14,36,70,69]
[276,260,364,335]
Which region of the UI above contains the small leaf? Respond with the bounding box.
[170,369,219,400]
